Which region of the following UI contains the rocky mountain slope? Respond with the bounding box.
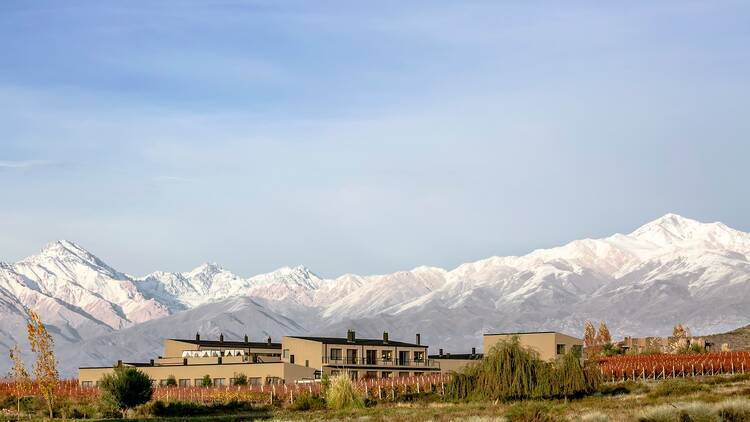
[3,213,750,376]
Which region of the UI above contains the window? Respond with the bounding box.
[399,372,409,378]
[249,377,262,385]
[305,359,309,367]
[349,371,358,380]
[330,370,340,377]
[346,349,358,364]
[366,349,377,365]
[381,371,392,378]
[194,379,203,387]
[179,379,190,387]
[556,344,565,355]
[330,348,342,362]
[290,354,295,364]
[159,379,169,386]
[413,351,424,362]
[283,349,289,358]
[398,351,409,365]
[81,381,93,388]
[414,372,424,377]
[381,350,392,362]
[365,371,378,379]
[213,378,226,386]
[265,377,283,385]
[572,345,583,358]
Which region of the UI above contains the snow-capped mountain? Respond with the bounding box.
[3,213,750,376]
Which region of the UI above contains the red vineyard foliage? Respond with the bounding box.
[597,352,750,381]
[0,374,450,405]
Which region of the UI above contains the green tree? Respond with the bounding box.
[201,374,213,387]
[165,375,177,387]
[233,373,248,386]
[100,367,154,417]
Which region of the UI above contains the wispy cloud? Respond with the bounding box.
[0,160,52,169]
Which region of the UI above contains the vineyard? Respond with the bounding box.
[0,374,450,405]
[598,352,750,382]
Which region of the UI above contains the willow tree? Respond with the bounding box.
[9,344,31,418]
[27,309,59,418]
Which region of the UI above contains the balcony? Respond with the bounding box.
[322,357,437,368]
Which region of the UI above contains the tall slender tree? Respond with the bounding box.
[9,344,31,418]
[583,321,596,348]
[27,309,59,418]
[596,321,612,345]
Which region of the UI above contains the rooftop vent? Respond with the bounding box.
[347,330,356,343]
[244,334,249,343]
[472,347,476,355]
[195,332,200,341]
[219,333,224,343]
[439,348,443,356]
[383,332,389,344]
[267,336,272,345]
[416,333,421,345]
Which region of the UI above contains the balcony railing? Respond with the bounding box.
[322,357,436,367]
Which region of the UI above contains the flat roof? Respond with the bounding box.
[288,336,426,348]
[483,331,558,336]
[428,353,484,360]
[170,339,282,349]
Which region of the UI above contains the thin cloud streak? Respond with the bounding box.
[0,159,53,169]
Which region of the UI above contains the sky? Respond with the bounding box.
[1,1,749,278]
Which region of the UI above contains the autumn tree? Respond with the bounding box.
[27,309,59,418]
[9,344,31,418]
[583,321,596,348]
[673,324,689,339]
[596,321,612,345]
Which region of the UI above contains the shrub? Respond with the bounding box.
[597,380,647,396]
[601,343,621,357]
[99,367,154,417]
[165,375,177,387]
[142,400,258,417]
[291,392,326,411]
[233,373,248,386]
[716,398,750,422]
[647,379,708,399]
[446,337,599,401]
[578,412,609,422]
[201,374,213,387]
[504,401,560,422]
[637,402,716,422]
[326,374,364,410]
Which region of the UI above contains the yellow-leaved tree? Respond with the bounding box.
[596,321,612,345]
[27,309,59,418]
[9,344,31,418]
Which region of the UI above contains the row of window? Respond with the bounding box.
[556,344,584,355]
[329,370,425,380]
[83,376,283,388]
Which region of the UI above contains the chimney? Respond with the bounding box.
[196,332,200,341]
[149,359,154,366]
[472,347,476,356]
[267,336,272,345]
[219,333,224,343]
[383,332,389,344]
[416,333,421,345]
[116,360,122,367]
[244,334,249,343]
[347,330,356,343]
[183,358,187,366]
[439,348,443,356]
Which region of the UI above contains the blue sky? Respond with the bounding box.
[1,1,749,277]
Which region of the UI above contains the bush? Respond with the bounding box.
[578,412,609,422]
[601,343,621,357]
[446,337,599,401]
[99,367,154,417]
[716,398,750,422]
[504,401,561,422]
[291,392,326,411]
[647,379,708,399]
[597,380,647,396]
[143,400,258,417]
[326,374,364,410]
[637,402,716,422]
[233,373,248,386]
[201,374,213,387]
[165,375,177,387]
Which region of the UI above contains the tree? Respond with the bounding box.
[100,367,154,417]
[9,344,31,418]
[233,373,248,386]
[165,375,177,387]
[673,324,689,339]
[596,321,612,345]
[583,321,596,348]
[201,374,213,387]
[26,309,59,418]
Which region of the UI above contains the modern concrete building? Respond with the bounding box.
[483,331,583,361]
[78,330,439,386]
[428,347,483,373]
[78,333,316,387]
[281,330,440,379]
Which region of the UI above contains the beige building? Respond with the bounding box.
[79,333,316,387]
[281,331,440,379]
[483,331,583,361]
[429,347,483,373]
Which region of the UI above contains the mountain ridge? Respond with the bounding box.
[3,213,750,376]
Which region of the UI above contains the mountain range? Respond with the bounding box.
[3,213,750,376]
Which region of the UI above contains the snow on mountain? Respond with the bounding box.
[3,213,750,376]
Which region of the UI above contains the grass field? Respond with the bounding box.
[3,374,750,421]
